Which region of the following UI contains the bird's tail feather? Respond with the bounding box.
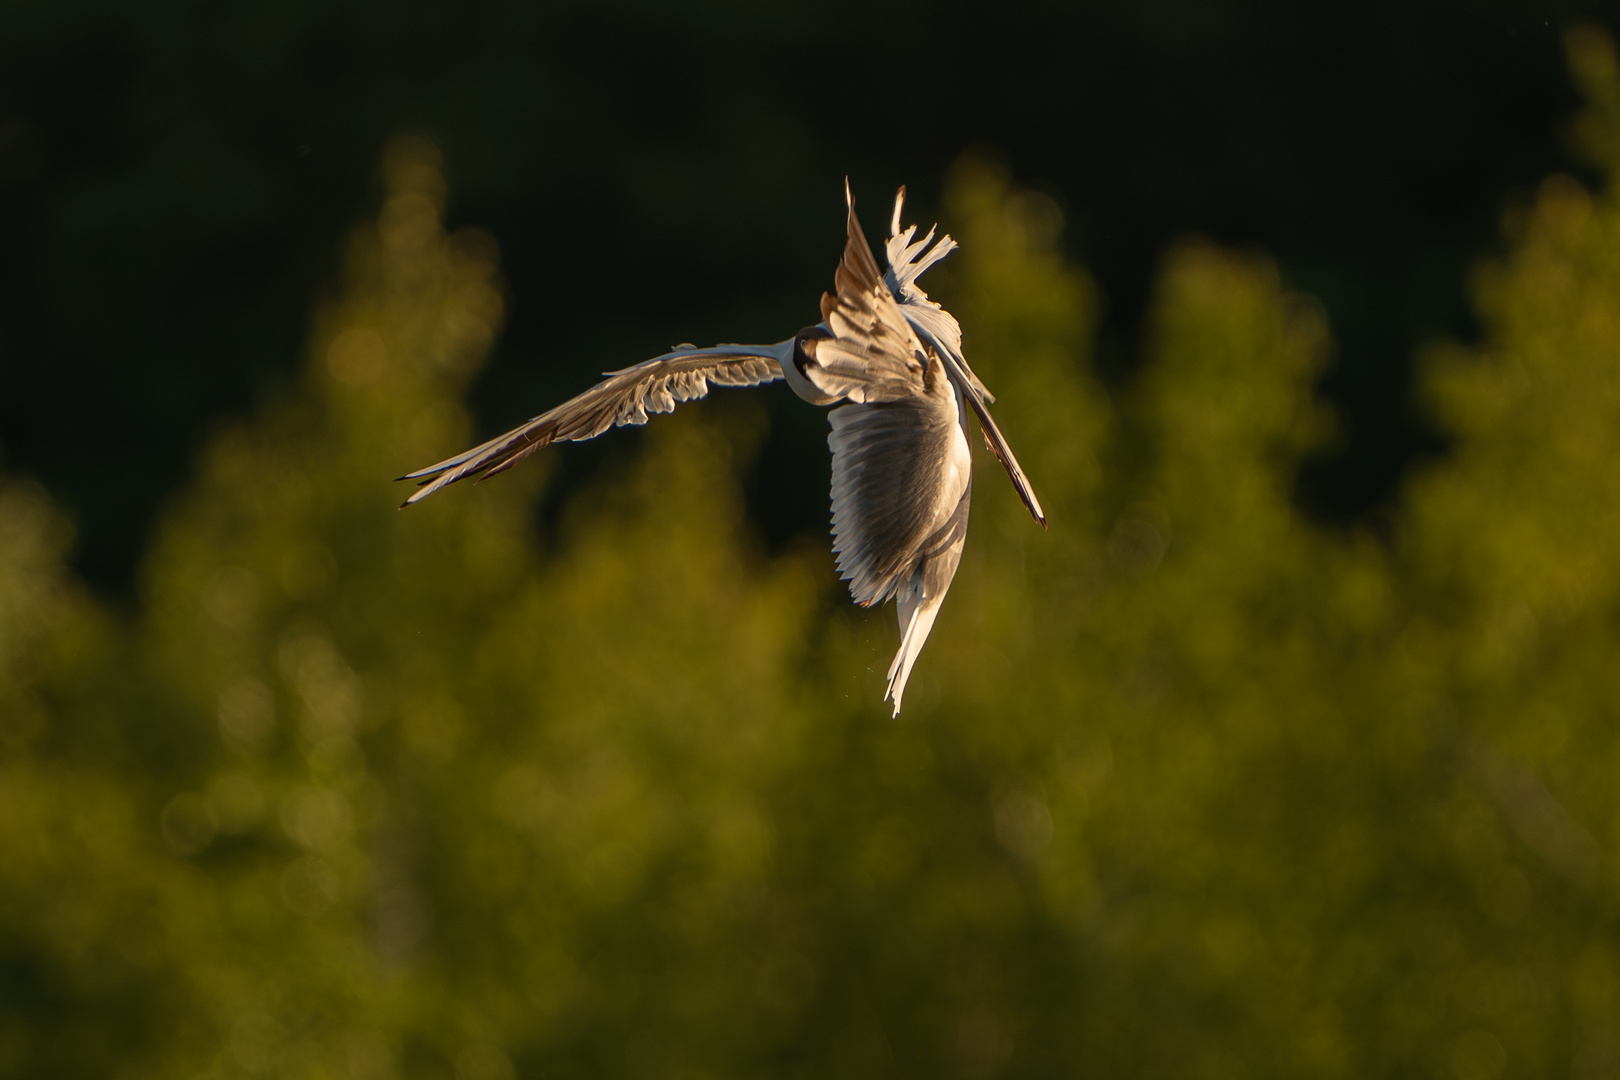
[884,578,945,717]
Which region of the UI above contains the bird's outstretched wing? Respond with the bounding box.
[398,343,788,506]
[884,187,1047,529]
[822,189,972,716]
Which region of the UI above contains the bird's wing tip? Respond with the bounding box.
[398,477,448,508]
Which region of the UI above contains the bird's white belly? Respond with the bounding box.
[945,418,971,498]
[936,387,973,523]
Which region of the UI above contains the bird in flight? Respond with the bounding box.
[400,183,1045,714]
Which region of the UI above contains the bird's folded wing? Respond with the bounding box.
[398,343,787,506]
[915,326,1045,528]
[958,386,1045,528]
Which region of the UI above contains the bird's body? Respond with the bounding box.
[401,184,1044,714]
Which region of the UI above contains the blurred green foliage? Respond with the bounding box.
[7,30,1620,1080]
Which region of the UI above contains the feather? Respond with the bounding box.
[882,188,1046,527]
[398,343,789,506]
[820,191,972,631]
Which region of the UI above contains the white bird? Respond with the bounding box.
[400,183,1045,714]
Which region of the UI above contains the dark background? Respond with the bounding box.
[0,0,1610,594]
